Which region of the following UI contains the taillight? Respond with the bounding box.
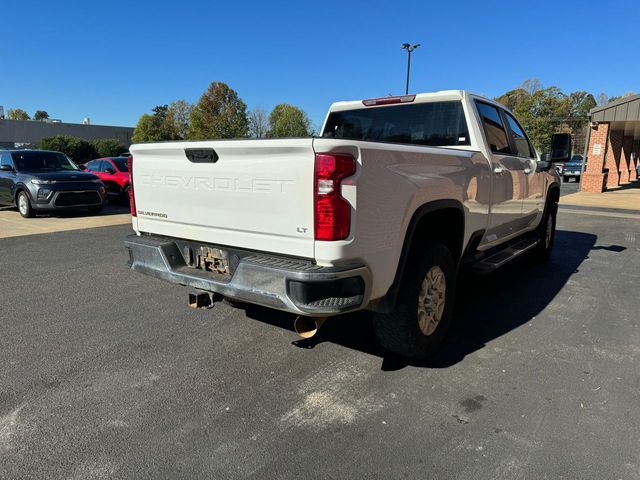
[127,155,136,216]
[314,153,356,241]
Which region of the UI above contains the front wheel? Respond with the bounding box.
[17,191,35,218]
[533,202,557,261]
[373,242,456,359]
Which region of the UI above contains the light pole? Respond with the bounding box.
[401,43,420,95]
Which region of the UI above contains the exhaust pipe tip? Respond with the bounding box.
[294,316,327,339]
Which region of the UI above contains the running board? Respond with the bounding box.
[472,238,538,274]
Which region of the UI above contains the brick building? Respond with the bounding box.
[582,94,640,192]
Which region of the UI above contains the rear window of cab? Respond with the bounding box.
[322,101,470,147]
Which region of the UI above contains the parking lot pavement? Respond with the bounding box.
[0,203,130,239]
[560,179,581,196]
[1,210,639,479]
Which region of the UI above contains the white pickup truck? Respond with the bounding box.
[125,90,563,358]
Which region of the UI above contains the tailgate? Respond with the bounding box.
[130,138,315,258]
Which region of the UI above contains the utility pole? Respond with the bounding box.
[401,43,421,95]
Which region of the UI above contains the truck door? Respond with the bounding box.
[503,111,544,229]
[475,101,527,244]
[0,152,15,204]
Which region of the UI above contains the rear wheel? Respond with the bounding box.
[17,191,35,218]
[562,175,570,182]
[373,242,456,359]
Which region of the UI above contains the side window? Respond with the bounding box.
[504,112,533,158]
[86,161,101,172]
[101,160,114,173]
[1,152,14,168]
[476,102,511,154]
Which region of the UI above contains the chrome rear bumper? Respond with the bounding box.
[124,234,370,316]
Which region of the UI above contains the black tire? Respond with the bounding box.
[88,204,104,214]
[533,200,557,261]
[373,242,456,359]
[562,175,570,182]
[17,191,35,218]
[123,185,131,202]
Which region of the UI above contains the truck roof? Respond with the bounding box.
[328,90,496,112]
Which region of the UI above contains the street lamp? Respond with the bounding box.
[401,43,421,95]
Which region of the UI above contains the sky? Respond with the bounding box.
[2,0,639,129]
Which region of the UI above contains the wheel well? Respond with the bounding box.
[408,208,465,264]
[549,184,560,204]
[15,188,26,204]
[368,202,465,314]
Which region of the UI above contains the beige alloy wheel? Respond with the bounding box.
[417,266,447,336]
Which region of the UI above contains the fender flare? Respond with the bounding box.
[368,199,465,313]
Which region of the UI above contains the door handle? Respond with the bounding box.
[184,148,219,163]
[493,166,505,174]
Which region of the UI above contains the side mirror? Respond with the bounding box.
[78,164,87,171]
[0,164,13,172]
[550,133,572,163]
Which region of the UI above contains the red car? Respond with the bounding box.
[82,156,130,199]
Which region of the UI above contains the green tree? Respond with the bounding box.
[495,85,574,153]
[494,88,529,111]
[91,138,127,157]
[268,104,312,138]
[568,91,596,118]
[567,91,596,136]
[34,110,49,121]
[188,82,248,140]
[167,100,193,139]
[38,135,97,162]
[8,108,30,120]
[132,114,162,143]
[151,105,180,139]
[132,104,183,143]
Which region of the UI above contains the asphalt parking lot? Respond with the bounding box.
[1,199,640,479]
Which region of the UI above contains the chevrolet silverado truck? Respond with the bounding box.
[124,91,563,359]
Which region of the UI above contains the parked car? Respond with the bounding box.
[559,154,584,182]
[124,90,562,359]
[0,149,106,218]
[82,156,130,200]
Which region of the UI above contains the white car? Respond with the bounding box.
[124,90,563,358]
